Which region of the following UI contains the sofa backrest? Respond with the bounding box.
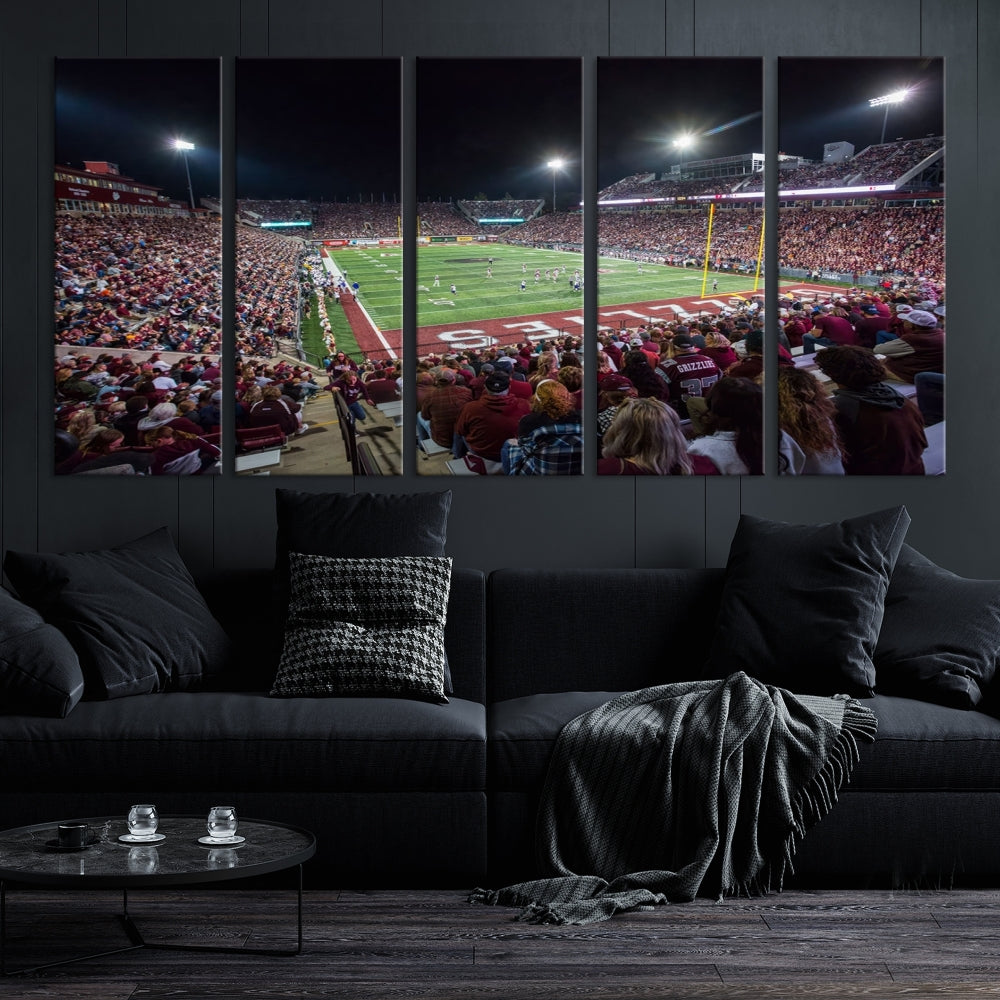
[198,567,487,702]
[486,568,726,702]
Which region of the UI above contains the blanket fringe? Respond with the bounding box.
[724,696,877,899]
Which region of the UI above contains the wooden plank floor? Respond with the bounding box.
[4,887,1000,999]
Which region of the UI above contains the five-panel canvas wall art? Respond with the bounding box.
[53,57,944,478]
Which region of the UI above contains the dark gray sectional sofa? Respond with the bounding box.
[3,549,1000,891]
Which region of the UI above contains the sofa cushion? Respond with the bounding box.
[273,489,453,690]
[875,545,1000,709]
[0,691,486,794]
[849,695,1000,793]
[703,506,910,697]
[3,528,233,700]
[0,587,84,718]
[489,692,625,791]
[272,554,451,703]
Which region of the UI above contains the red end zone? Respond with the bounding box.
[349,283,846,360]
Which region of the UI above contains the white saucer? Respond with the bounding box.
[198,835,245,846]
[119,833,165,844]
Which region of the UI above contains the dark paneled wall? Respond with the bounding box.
[2,1,994,577]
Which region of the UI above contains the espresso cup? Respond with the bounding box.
[58,822,88,849]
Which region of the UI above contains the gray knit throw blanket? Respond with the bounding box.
[470,672,877,924]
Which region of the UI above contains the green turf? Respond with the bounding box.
[300,292,363,365]
[322,243,765,334]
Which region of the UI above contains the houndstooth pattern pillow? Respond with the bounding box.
[271,554,452,702]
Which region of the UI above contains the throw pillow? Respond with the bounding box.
[703,506,911,697]
[3,527,233,700]
[273,489,454,689]
[271,553,452,703]
[0,587,84,718]
[876,544,1000,709]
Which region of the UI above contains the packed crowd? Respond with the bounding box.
[598,174,750,200]
[52,341,404,475]
[507,211,584,247]
[54,351,226,475]
[592,277,943,476]
[742,137,943,192]
[457,198,544,221]
[237,199,314,223]
[416,337,585,474]
[55,213,223,355]
[589,204,942,281]
[410,269,943,477]
[777,205,942,280]
[595,207,763,267]
[235,226,305,359]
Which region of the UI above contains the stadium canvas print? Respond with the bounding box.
[596,58,766,476]
[235,59,402,476]
[415,58,584,476]
[54,59,223,476]
[776,58,944,476]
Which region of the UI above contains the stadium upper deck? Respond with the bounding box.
[598,137,944,201]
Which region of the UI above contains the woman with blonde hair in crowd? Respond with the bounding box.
[528,350,560,388]
[598,397,716,476]
[775,366,846,474]
[701,329,739,371]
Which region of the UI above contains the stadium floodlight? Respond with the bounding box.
[546,158,565,213]
[672,133,696,177]
[869,89,911,144]
[172,138,196,210]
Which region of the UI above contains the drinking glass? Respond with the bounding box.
[127,804,159,838]
[206,805,238,840]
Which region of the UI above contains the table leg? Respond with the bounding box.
[122,864,305,957]
[2,882,143,976]
[2,866,305,975]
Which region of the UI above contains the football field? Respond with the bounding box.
[323,243,766,360]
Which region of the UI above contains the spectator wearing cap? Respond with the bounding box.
[454,370,530,468]
[876,309,944,384]
[466,363,493,400]
[493,356,533,399]
[419,369,473,449]
[813,345,927,476]
[655,334,722,420]
[853,305,893,350]
[802,306,859,355]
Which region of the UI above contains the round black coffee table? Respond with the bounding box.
[0,815,316,976]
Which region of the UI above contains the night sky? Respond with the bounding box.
[777,57,943,161]
[55,59,222,203]
[415,59,582,205]
[54,56,943,206]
